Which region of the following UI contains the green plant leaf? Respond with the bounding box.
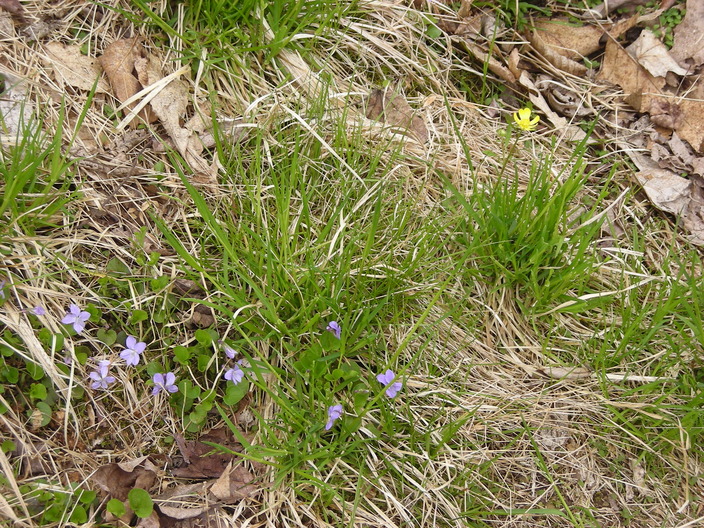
[97,328,117,346]
[223,381,248,406]
[35,402,52,427]
[130,309,149,324]
[106,498,126,518]
[127,488,153,518]
[173,345,191,365]
[29,383,47,401]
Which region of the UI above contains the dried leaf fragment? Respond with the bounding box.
[99,38,154,126]
[532,18,603,60]
[670,0,704,67]
[91,457,157,500]
[0,0,23,17]
[45,42,110,93]
[676,79,704,153]
[527,29,587,76]
[172,429,243,479]
[209,461,258,504]
[597,38,666,113]
[627,30,690,78]
[366,88,429,143]
[635,168,690,215]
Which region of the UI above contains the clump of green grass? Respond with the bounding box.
[444,121,611,314]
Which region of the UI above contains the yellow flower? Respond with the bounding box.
[513,107,540,131]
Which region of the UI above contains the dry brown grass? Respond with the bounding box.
[1,1,702,527]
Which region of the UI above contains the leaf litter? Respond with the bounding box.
[436,0,704,243]
[2,0,703,526]
[91,428,260,526]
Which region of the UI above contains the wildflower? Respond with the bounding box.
[89,360,116,390]
[325,404,343,431]
[61,304,91,334]
[0,279,6,299]
[376,369,402,398]
[326,320,341,339]
[223,344,237,359]
[31,306,46,316]
[224,364,245,385]
[152,372,178,395]
[513,107,540,131]
[120,336,146,367]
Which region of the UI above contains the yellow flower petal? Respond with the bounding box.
[513,107,540,131]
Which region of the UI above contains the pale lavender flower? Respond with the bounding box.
[325,404,343,431]
[224,364,245,385]
[89,360,116,390]
[31,306,46,316]
[223,344,237,359]
[61,304,91,334]
[0,279,6,299]
[152,372,178,395]
[120,335,147,367]
[326,320,341,339]
[376,369,402,398]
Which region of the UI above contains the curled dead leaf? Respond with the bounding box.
[528,29,587,76]
[597,38,667,114]
[44,42,110,93]
[635,168,690,215]
[208,461,258,504]
[172,429,244,479]
[366,88,428,143]
[670,0,704,68]
[532,18,604,60]
[627,30,690,78]
[91,457,157,501]
[99,38,155,127]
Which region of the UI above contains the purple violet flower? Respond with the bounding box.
[152,372,178,395]
[223,344,237,359]
[224,364,245,385]
[31,306,46,316]
[325,404,343,431]
[61,304,91,334]
[376,369,402,398]
[89,360,116,390]
[120,336,147,367]
[326,320,341,339]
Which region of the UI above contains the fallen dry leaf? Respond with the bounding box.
[365,88,429,143]
[597,38,666,114]
[134,56,189,151]
[532,18,603,60]
[635,168,690,215]
[136,511,162,528]
[44,42,110,93]
[132,55,216,181]
[209,461,257,504]
[627,29,690,78]
[527,29,587,76]
[0,71,33,136]
[670,0,704,68]
[99,38,154,126]
[675,77,704,153]
[155,483,211,520]
[172,429,243,479]
[91,456,157,500]
[0,0,23,17]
